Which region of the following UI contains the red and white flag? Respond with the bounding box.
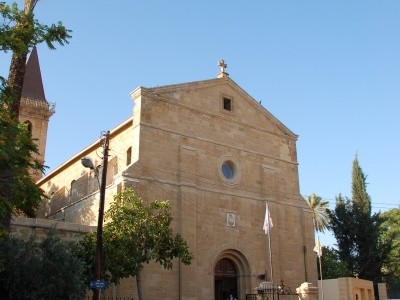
[263,202,273,235]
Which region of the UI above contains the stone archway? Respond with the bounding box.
[213,249,251,300]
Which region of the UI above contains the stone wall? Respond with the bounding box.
[11,216,95,241]
[318,278,374,300]
[36,77,317,300]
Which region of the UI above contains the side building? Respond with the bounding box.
[37,65,317,300]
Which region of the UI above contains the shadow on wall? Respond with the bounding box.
[65,196,97,226]
[37,179,97,226]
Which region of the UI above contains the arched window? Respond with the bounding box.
[70,180,78,202]
[126,147,132,166]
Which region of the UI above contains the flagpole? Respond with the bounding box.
[263,202,274,283]
[315,236,324,300]
[264,231,269,282]
[268,225,274,283]
[319,255,324,300]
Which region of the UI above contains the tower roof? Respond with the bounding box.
[21,46,47,102]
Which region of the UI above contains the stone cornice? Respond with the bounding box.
[122,172,306,210]
[11,216,95,233]
[140,121,298,166]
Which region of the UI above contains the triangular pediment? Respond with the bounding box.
[132,77,297,140]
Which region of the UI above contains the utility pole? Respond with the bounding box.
[93,131,110,300]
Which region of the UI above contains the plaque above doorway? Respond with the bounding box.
[226,212,236,227]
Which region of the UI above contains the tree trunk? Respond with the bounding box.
[0,177,13,233]
[136,271,144,300]
[2,51,27,231]
[7,52,27,118]
[6,0,37,118]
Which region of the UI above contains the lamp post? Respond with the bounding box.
[81,131,110,300]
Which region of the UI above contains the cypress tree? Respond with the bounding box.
[329,155,391,283]
[352,155,380,280]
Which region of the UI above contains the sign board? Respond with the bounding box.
[90,280,108,290]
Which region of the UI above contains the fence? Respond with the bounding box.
[246,281,298,300]
[85,297,134,300]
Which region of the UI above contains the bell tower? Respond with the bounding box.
[19,46,55,181]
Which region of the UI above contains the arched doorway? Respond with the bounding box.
[214,258,238,300]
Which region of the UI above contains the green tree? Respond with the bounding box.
[77,189,193,300]
[380,208,400,288]
[0,231,87,300]
[328,194,354,274]
[329,155,391,283]
[319,246,350,279]
[1,1,71,116]
[0,1,71,233]
[0,83,45,236]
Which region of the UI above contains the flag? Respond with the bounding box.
[314,237,322,257]
[263,202,273,234]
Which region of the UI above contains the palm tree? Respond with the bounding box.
[307,193,330,233]
[307,193,330,300]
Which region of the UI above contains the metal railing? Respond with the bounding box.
[246,281,298,300]
[85,297,134,300]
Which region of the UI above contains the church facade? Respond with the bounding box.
[36,63,317,300]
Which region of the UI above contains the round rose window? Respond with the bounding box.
[222,161,235,180]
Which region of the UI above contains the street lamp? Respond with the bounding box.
[81,157,95,170]
[81,131,110,300]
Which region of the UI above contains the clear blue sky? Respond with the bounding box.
[1,1,400,247]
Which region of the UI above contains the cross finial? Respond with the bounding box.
[218,59,227,73]
[217,59,229,78]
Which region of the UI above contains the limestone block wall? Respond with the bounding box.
[33,77,316,300]
[318,278,374,300]
[123,79,316,299]
[10,216,94,241]
[121,163,315,299]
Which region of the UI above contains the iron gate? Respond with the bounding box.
[246,280,298,300]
